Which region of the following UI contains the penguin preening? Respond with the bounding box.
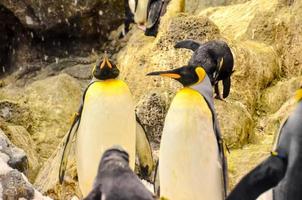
[59,54,153,196]
[123,0,172,37]
[84,146,154,200]
[147,65,228,200]
[226,86,302,200]
[174,39,234,99]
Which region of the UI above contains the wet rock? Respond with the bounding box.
[0,129,28,174]
[0,0,124,37]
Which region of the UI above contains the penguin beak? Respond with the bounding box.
[147,70,181,79]
[100,54,112,69]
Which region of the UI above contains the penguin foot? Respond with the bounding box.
[214,94,224,101]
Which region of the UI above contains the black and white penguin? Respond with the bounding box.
[147,65,228,199]
[227,86,302,200]
[59,54,153,196]
[122,0,175,37]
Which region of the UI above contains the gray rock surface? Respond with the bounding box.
[0,129,51,200]
[0,129,28,174]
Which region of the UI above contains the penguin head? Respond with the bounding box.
[295,85,302,102]
[100,146,130,165]
[92,54,119,80]
[147,65,207,87]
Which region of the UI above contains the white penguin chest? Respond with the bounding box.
[159,88,223,200]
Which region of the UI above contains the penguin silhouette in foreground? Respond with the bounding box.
[59,54,153,196]
[227,86,302,200]
[147,65,228,200]
[122,0,172,37]
[84,147,154,200]
[174,39,234,99]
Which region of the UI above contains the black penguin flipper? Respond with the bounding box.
[135,115,154,179]
[174,40,201,51]
[222,76,231,98]
[59,81,96,184]
[59,104,83,184]
[226,155,287,200]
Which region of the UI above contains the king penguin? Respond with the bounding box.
[59,54,153,196]
[84,146,154,200]
[123,0,177,37]
[147,65,228,200]
[174,39,234,99]
[226,86,302,200]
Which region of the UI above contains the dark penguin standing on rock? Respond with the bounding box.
[147,65,228,199]
[122,0,172,37]
[174,39,234,99]
[84,147,154,200]
[59,54,153,196]
[227,86,302,200]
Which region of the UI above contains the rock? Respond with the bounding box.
[259,77,302,114]
[5,125,40,181]
[156,14,221,50]
[136,92,172,145]
[185,0,253,14]
[23,73,82,161]
[0,0,124,36]
[0,101,32,128]
[215,100,254,148]
[62,64,92,80]
[0,169,34,200]
[0,129,28,174]
[0,163,52,200]
[200,0,279,39]
[0,129,51,200]
[274,0,302,77]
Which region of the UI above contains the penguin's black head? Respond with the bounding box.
[92,54,119,80]
[147,65,207,87]
[100,146,130,166]
[295,85,302,102]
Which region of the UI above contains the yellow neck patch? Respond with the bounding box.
[295,88,302,102]
[195,66,206,85]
